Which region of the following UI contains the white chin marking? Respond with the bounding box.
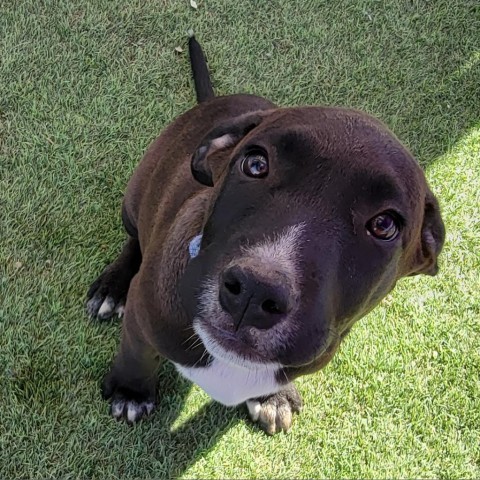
[174,322,282,406]
[174,359,282,406]
[194,320,281,371]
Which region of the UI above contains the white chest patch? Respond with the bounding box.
[174,359,282,406]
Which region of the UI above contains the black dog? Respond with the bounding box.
[87,36,445,434]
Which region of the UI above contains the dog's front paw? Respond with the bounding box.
[101,370,156,424]
[86,266,129,320]
[246,384,303,435]
[110,396,155,424]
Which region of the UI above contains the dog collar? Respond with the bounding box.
[188,233,203,258]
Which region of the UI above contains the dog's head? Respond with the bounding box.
[180,107,445,373]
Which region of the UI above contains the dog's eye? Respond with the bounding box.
[241,152,269,178]
[366,212,400,240]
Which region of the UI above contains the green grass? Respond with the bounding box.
[1,0,479,477]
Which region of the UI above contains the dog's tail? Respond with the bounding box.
[188,33,214,103]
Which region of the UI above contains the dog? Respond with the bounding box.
[86,36,445,435]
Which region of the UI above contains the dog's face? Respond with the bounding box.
[180,108,445,373]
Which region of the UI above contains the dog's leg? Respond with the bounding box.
[86,236,141,320]
[246,384,303,435]
[101,311,160,423]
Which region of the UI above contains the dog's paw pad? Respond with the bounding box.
[111,399,155,424]
[97,296,115,319]
[95,296,125,320]
[111,399,126,418]
[86,260,135,321]
[87,293,124,321]
[246,399,262,422]
[86,296,102,317]
[246,385,303,435]
[86,281,126,320]
[115,304,125,318]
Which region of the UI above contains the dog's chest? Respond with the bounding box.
[174,359,282,406]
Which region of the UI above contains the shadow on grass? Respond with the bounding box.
[6,319,243,477]
[269,42,480,172]
[391,48,480,170]
[136,361,244,478]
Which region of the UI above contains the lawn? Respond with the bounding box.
[0,0,479,478]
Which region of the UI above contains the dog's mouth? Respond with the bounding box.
[193,317,282,370]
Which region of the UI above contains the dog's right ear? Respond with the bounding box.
[191,112,265,186]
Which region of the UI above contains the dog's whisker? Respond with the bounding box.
[188,336,205,351]
[181,330,198,346]
[192,348,209,368]
[278,367,289,385]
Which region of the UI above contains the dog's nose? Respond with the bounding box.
[219,265,291,330]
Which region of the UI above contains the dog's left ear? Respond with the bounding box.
[191,112,265,186]
[408,190,446,276]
